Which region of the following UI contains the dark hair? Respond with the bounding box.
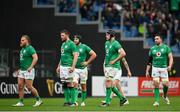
[60,29,70,36]
[107,29,115,37]
[22,35,31,44]
[154,34,163,40]
[74,34,82,40]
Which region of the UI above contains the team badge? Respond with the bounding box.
[79,48,83,52]
[161,48,164,52]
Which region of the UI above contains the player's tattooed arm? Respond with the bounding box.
[168,52,173,71]
[81,50,97,66]
[122,58,132,77]
[110,48,126,65]
[28,53,38,72]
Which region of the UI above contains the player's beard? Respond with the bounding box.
[156,42,161,46]
[61,38,66,42]
[77,42,81,45]
[20,43,26,47]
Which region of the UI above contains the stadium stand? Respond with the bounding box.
[34,0,180,54]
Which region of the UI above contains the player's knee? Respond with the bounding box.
[82,87,86,91]
[153,77,160,87]
[162,78,169,86]
[73,82,78,88]
[153,81,159,88]
[26,85,33,91]
[18,84,24,90]
[105,79,111,83]
[81,84,86,91]
[105,80,112,87]
[113,80,119,87]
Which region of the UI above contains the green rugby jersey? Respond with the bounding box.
[76,44,92,69]
[20,45,36,70]
[104,39,122,69]
[60,40,78,67]
[149,44,171,68]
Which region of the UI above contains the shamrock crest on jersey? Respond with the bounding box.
[149,44,172,68]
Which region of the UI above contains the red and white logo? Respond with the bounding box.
[156,52,161,57]
[138,77,180,96]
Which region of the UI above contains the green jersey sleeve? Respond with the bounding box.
[166,46,172,54]
[149,48,152,57]
[71,43,78,53]
[28,46,36,56]
[85,45,92,54]
[114,41,122,51]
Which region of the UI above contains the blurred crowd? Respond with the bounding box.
[37,0,54,5]
[79,0,100,21]
[57,0,77,13]
[122,0,180,53]
[36,0,180,53]
[78,0,180,53]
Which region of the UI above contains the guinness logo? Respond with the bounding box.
[46,79,54,96]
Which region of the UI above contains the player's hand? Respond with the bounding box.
[13,69,20,77]
[81,61,88,67]
[109,60,116,65]
[27,67,33,72]
[56,66,60,74]
[127,71,132,77]
[145,71,150,78]
[167,66,172,71]
[69,67,75,73]
[16,69,20,74]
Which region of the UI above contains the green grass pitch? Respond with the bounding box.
[0,97,180,111]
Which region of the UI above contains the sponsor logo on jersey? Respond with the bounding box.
[156,52,161,57]
[61,49,64,53]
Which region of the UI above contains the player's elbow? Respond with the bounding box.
[93,52,97,59]
[33,54,38,62]
[122,52,126,57]
[74,52,79,57]
[36,56,38,61]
